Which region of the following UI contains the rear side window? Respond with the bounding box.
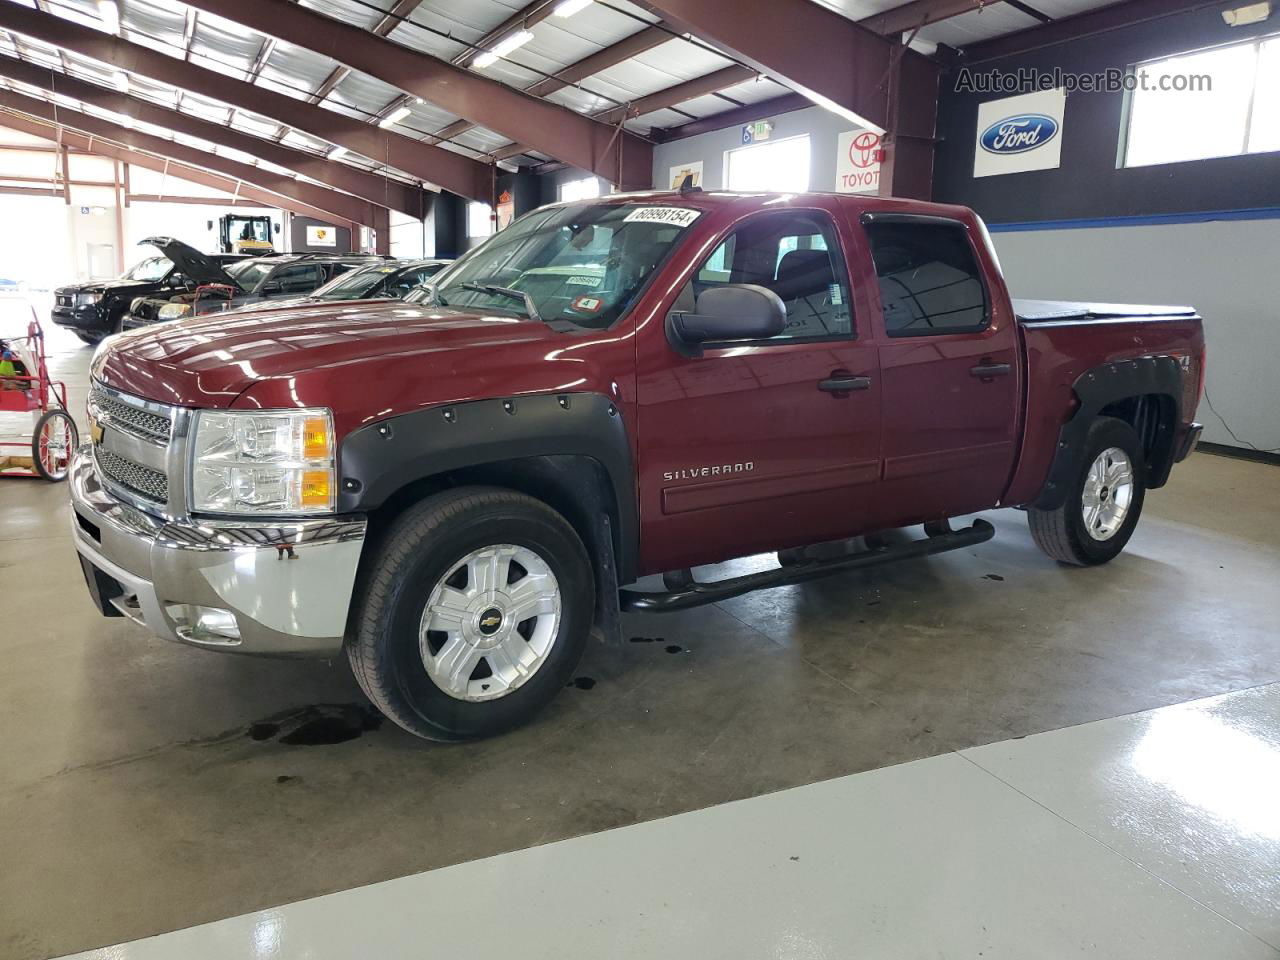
[864,222,988,336]
[273,264,323,293]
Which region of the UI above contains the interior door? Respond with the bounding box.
[636,205,882,575]
[862,214,1020,524]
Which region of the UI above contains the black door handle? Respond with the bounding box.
[818,375,872,393]
[970,363,1011,379]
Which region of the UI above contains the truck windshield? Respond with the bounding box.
[432,201,701,330]
[309,264,398,301]
[121,256,173,282]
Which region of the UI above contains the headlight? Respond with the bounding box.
[157,303,192,320]
[190,408,336,515]
[75,292,102,307]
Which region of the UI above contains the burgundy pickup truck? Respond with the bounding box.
[72,189,1204,740]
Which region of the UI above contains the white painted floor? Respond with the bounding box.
[59,683,1280,959]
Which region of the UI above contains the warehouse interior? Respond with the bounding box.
[1,1,1278,958]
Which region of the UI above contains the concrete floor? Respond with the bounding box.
[55,683,1280,959]
[3,311,1279,960]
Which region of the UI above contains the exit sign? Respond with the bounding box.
[741,120,774,144]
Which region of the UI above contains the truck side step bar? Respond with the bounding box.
[618,519,996,613]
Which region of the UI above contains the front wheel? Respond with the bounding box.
[1027,416,1146,566]
[346,487,594,741]
[32,409,78,482]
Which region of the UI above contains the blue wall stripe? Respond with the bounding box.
[987,206,1280,233]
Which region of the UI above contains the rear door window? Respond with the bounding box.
[864,221,989,336]
[272,264,323,294]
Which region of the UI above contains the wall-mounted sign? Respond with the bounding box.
[741,120,774,145]
[306,225,337,247]
[973,88,1066,178]
[669,161,703,190]
[496,190,514,231]
[835,129,882,194]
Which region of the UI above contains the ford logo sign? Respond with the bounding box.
[980,113,1059,155]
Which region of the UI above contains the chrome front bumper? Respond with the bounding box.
[69,445,366,657]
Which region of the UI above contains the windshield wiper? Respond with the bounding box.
[459,282,541,323]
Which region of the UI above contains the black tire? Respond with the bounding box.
[32,408,78,482]
[347,487,594,742]
[75,331,104,346]
[1027,416,1146,566]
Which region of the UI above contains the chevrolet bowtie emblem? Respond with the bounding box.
[480,614,501,628]
[89,416,104,445]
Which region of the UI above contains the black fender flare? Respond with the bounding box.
[336,392,637,585]
[1033,356,1183,510]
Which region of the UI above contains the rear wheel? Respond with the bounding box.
[347,487,594,741]
[75,331,103,346]
[1028,416,1145,566]
[32,409,78,481]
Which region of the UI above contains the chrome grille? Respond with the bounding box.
[95,447,169,503]
[90,383,172,443]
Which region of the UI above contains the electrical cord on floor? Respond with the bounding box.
[1202,386,1280,454]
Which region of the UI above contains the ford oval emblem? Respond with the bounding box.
[980,113,1060,155]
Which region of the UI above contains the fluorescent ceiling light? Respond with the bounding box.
[112,71,129,92]
[327,145,347,160]
[97,0,120,35]
[554,0,594,16]
[1222,1,1271,25]
[472,30,534,69]
[378,105,411,127]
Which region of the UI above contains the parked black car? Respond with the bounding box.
[51,240,248,345]
[123,248,382,329]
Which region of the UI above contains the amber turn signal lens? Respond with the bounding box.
[302,417,331,460]
[300,470,332,507]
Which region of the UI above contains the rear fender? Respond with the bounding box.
[1033,356,1182,510]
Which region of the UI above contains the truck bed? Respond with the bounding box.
[1014,299,1198,323]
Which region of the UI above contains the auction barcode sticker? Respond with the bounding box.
[622,206,702,228]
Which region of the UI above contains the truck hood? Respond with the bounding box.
[94,300,563,409]
[139,235,239,287]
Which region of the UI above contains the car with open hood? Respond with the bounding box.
[196,258,453,318]
[50,237,246,345]
[122,251,382,329]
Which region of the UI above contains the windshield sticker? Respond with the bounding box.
[570,295,604,315]
[566,275,601,287]
[622,206,702,228]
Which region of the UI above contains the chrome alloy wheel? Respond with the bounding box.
[1082,446,1135,541]
[418,544,561,702]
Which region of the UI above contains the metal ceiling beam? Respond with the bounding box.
[453,0,558,66]
[310,0,427,103]
[490,62,757,161]
[593,64,755,125]
[0,3,494,202]
[0,89,382,226]
[860,0,1004,36]
[640,0,916,130]
[180,0,652,189]
[429,22,672,148]
[0,111,342,223]
[526,24,673,98]
[653,91,810,141]
[960,0,1225,62]
[0,54,429,218]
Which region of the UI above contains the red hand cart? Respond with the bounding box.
[0,310,79,481]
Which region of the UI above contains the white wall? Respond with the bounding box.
[991,218,1280,452]
[651,104,870,193]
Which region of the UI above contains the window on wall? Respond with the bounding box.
[559,176,601,202]
[1124,35,1280,167]
[467,201,494,239]
[724,135,810,192]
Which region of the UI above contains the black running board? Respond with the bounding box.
[618,519,995,613]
